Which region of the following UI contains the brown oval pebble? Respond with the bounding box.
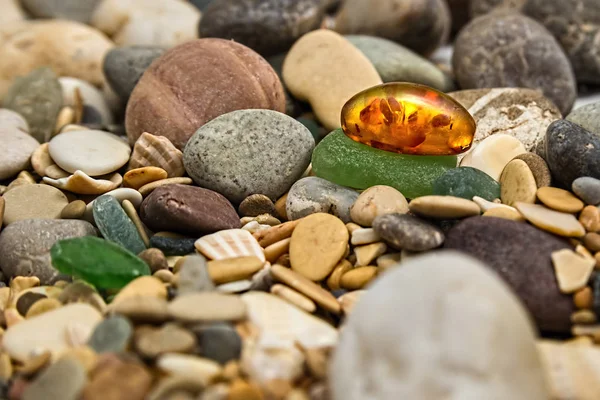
[83,360,153,400]
[537,187,584,214]
[513,152,552,188]
[574,287,593,310]
[60,200,86,220]
[289,213,349,281]
[579,205,600,233]
[340,266,378,290]
[138,248,168,273]
[239,194,277,217]
[207,256,264,285]
[126,39,285,150]
[140,184,240,236]
[229,379,263,400]
[482,207,525,222]
[123,167,168,190]
[584,232,600,253]
[500,159,537,207]
[253,219,300,247]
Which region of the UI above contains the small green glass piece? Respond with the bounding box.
[311,129,457,199]
[51,236,150,290]
[433,167,501,201]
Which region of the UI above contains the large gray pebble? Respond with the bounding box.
[102,46,165,101]
[286,176,359,223]
[0,127,39,180]
[567,101,600,135]
[0,219,97,285]
[21,0,100,23]
[88,315,133,354]
[22,358,87,400]
[572,177,600,205]
[373,213,444,252]
[184,109,314,204]
[346,35,454,91]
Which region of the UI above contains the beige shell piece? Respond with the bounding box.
[129,132,185,177]
[31,143,69,179]
[43,170,122,195]
[195,229,266,262]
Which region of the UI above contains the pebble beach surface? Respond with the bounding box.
[1,0,600,399]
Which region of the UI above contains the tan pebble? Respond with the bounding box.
[354,242,387,267]
[16,171,35,184]
[123,166,168,190]
[274,193,288,221]
[460,134,526,180]
[139,177,192,196]
[122,199,151,247]
[2,184,68,225]
[571,310,597,324]
[376,253,402,269]
[43,171,122,195]
[168,292,247,322]
[340,266,378,290]
[208,256,263,285]
[110,276,167,307]
[156,354,222,385]
[31,143,66,179]
[576,244,594,261]
[271,284,316,313]
[0,186,6,196]
[196,229,265,262]
[10,276,40,293]
[5,308,24,327]
[253,219,300,248]
[25,298,62,318]
[139,248,168,273]
[326,260,353,291]
[516,202,586,237]
[16,350,51,377]
[350,228,381,245]
[84,359,152,400]
[5,178,32,193]
[128,132,185,178]
[552,249,595,293]
[0,196,4,229]
[60,200,86,219]
[571,324,600,337]
[0,353,12,381]
[584,232,600,252]
[241,214,281,227]
[304,348,329,380]
[472,196,515,212]
[565,336,594,346]
[222,360,241,382]
[574,287,593,310]
[537,186,584,213]
[338,290,366,315]
[345,222,362,234]
[594,252,600,270]
[54,106,75,133]
[499,159,537,206]
[134,324,197,359]
[409,195,480,219]
[350,185,408,227]
[275,253,291,268]
[153,269,174,284]
[289,213,349,281]
[270,264,341,314]
[579,205,600,232]
[110,296,170,323]
[0,287,10,310]
[59,346,97,373]
[229,379,264,400]
[482,207,525,221]
[264,238,291,264]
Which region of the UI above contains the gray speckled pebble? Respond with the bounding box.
[88,315,133,354]
[22,358,86,400]
[373,213,445,252]
[286,176,359,223]
[184,109,314,204]
[572,177,600,205]
[567,101,600,135]
[346,35,454,91]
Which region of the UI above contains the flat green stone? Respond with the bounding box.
[433,167,501,201]
[93,195,146,255]
[311,129,457,199]
[51,236,150,289]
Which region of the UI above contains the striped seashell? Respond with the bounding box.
[129,132,185,177]
[195,229,265,262]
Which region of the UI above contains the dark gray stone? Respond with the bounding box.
[545,119,600,188]
[190,0,216,11]
[345,35,454,91]
[183,109,314,204]
[93,195,146,255]
[149,236,197,257]
[88,315,133,354]
[0,219,96,285]
[21,0,100,22]
[444,216,573,333]
[3,67,63,143]
[192,322,242,365]
[16,292,47,317]
[199,0,329,56]
[567,101,600,135]
[572,177,600,205]
[102,46,165,101]
[373,214,445,252]
[453,11,576,115]
[177,255,215,295]
[286,177,359,223]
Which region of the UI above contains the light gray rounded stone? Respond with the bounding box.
[0,127,39,180]
[286,176,359,223]
[183,109,315,204]
[22,358,87,400]
[567,101,600,135]
[330,251,549,400]
[21,0,100,23]
[572,177,600,205]
[346,35,454,91]
[0,219,97,285]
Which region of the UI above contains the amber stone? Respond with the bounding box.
[341,83,476,155]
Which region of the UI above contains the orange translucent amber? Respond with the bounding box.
[341,83,476,155]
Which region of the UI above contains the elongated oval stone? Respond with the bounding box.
[93,195,147,255]
[51,236,150,289]
[341,83,476,155]
[312,129,457,199]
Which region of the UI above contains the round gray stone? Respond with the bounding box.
[286,176,359,223]
[0,127,39,180]
[453,12,577,115]
[373,213,445,252]
[192,322,242,365]
[572,177,600,205]
[183,109,314,204]
[567,101,600,135]
[21,0,100,22]
[88,315,133,354]
[102,46,165,101]
[22,358,87,400]
[0,219,97,285]
[345,35,454,91]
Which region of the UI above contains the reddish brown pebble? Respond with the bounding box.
[580,205,600,233]
[584,232,600,252]
[574,287,593,309]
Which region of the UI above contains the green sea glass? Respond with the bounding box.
[311,129,457,199]
[51,236,150,289]
[433,167,501,201]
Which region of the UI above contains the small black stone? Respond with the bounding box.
[149,236,197,256]
[192,322,242,364]
[16,292,47,317]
